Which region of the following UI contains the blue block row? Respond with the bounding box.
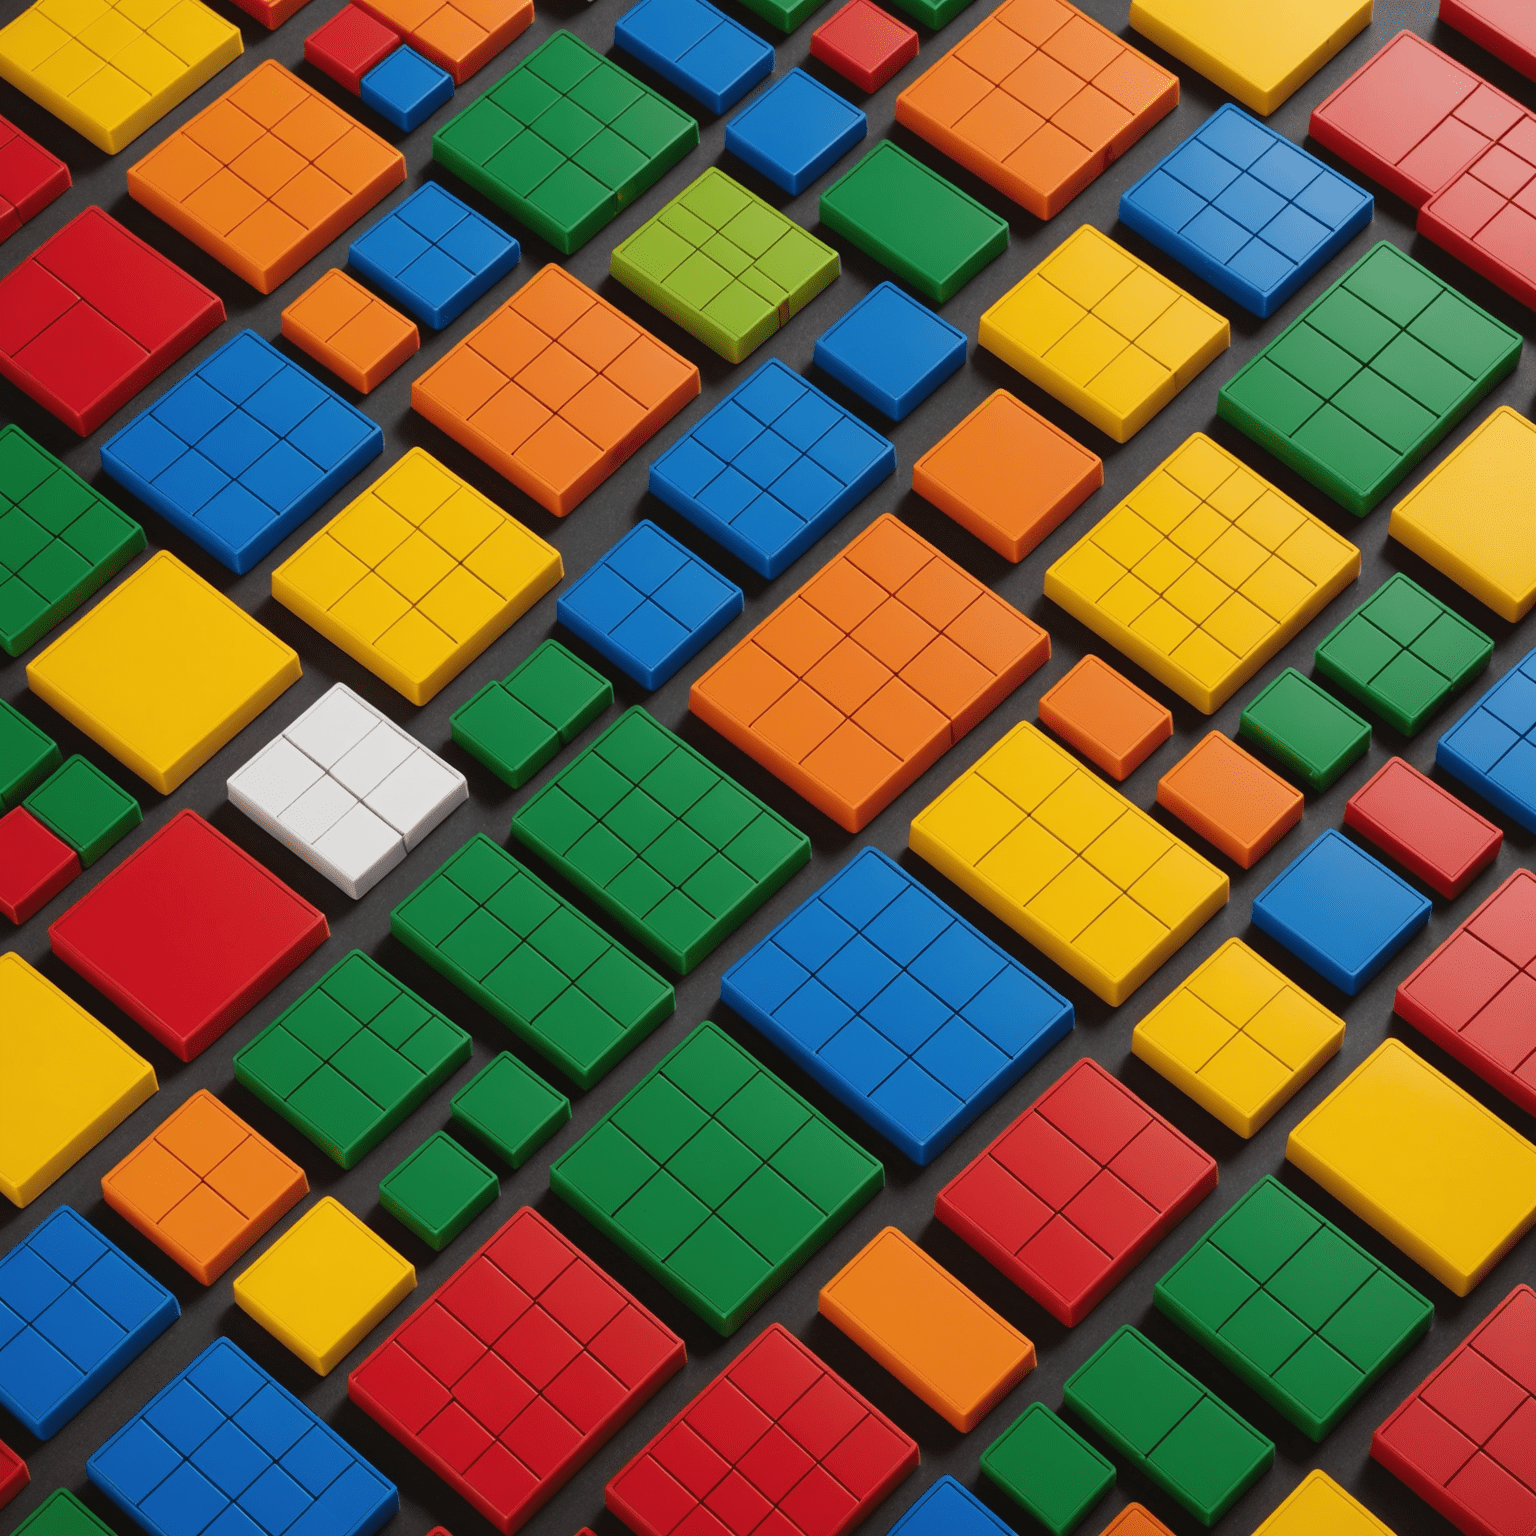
[813,282,966,421]
[1438,644,1536,834]
[891,1478,1015,1536]
[360,45,453,132]
[615,0,772,114]
[725,68,865,195]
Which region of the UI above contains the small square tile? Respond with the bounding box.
[380,1132,497,1250]
[361,45,453,131]
[1239,668,1370,791]
[811,0,917,93]
[451,1052,571,1168]
[814,284,966,422]
[726,70,866,196]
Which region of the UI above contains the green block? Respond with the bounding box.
[0,697,60,811]
[380,1130,499,1250]
[434,31,697,255]
[1218,243,1521,516]
[1064,1327,1274,1526]
[734,0,820,31]
[24,755,140,866]
[451,1050,570,1167]
[512,708,810,973]
[611,168,840,363]
[550,1021,882,1334]
[983,1403,1115,1535]
[820,141,1007,303]
[888,0,977,27]
[234,951,471,1168]
[1239,669,1370,791]
[392,834,673,1087]
[15,1491,118,1536]
[1155,1177,1431,1440]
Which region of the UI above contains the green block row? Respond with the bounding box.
[1240,668,1370,792]
[25,755,140,866]
[450,1050,570,1168]
[0,697,61,812]
[380,1130,498,1251]
[983,1402,1115,1536]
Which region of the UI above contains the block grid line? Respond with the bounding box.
[1437,644,1536,833]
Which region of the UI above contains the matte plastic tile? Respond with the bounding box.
[0,696,60,811]
[1098,1508,1176,1536]
[352,0,530,83]
[306,5,401,94]
[1442,0,1536,80]
[451,1051,571,1168]
[615,0,773,114]
[0,807,79,924]
[25,754,139,866]
[381,1132,497,1250]
[227,0,315,28]
[982,1402,1114,1535]
[361,45,453,131]
[0,1435,25,1509]
[1251,1471,1401,1535]
[0,112,69,241]
[282,268,419,394]
[811,0,917,93]
[1239,668,1371,791]
[1437,644,1536,832]
[886,1476,1014,1536]
[1039,654,1172,780]
[814,284,966,422]
[13,1493,113,1536]
[727,70,866,195]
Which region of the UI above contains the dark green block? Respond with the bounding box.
[551,1021,882,1334]
[380,1131,498,1250]
[15,1491,117,1536]
[888,0,977,25]
[512,708,810,974]
[0,697,60,811]
[1239,669,1370,791]
[735,0,821,30]
[983,1402,1115,1535]
[1155,1177,1431,1440]
[24,755,139,866]
[450,1050,570,1167]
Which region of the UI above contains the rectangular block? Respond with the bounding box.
[353,0,531,82]
[1442,0,1536,79]
[1239,668,1371,792]
[0,806,77,924]
[0,1435,24,1509]
[1156,731,1304,868]
[282,268,419,394]
[1039,654,1172,781]
[982,1403,1114,1536]
[0,112,68,240]
[1437,644,1536,833]
[614,0,772,114]
[886,1477,1015,1536]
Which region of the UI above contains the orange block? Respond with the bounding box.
[819,1227,1035,1432]
[896,0,1178,219]
[102,1089,307,1285]
[412,264,699,517]
[1099,1507,1175,1536]
[282,268,418,393]
[127,61,405,295]
[914,390,1101,562]
[1039,653,1172,780]
[1157,730,1303,869]
[691,514,1049,832]
[353,0,532,82]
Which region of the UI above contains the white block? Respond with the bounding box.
[367,750,469,848]
[285,686,378,768]
[312,804,406,899]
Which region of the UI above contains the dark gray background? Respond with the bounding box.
[2,0,1533,1532]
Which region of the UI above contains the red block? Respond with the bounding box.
[48,809,328,1062]
[0,806,79,924]
[350,1208,684,1536]
[936,1058,1217,1327]
[607,1323,916,1536]
[1442,0,1536,81]
[1395,869,1536,1119]
[811,0,918,93]
[0,115,69,244]
[306,5,401,94]
[0,207,223,436]
[0,1433,28,1510]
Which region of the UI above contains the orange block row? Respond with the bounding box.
[282,268,418,393]
[354,0,532,83]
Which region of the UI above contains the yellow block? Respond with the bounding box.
[27,551,301,794]
[1287,1039,1536,1297]
[273,449,563,706]
[979,227,1229,443]
[1133,938,1343,1137]
[1045,435,1359,712]
[234,1196,415,1375]
[0,952,156,1207]
[1389,406,1536,623]
[910,721,1228,1006]
[1251,1471,1397,1535]
[0,0,241,155]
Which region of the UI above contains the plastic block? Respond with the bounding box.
[0,1205,178,1438]
[811,0,917,93]
[1391,407,1536,623]
[1217,242,1521,516]
[937,1057,1217,1325]
[1040,655,1172,780]
[1396,869,1536,1117]
[433,33,697,257]
[1120,105,1373,318]
[612,169,840,362]
[392,836,673,1088]
[361,46,453,131]
[0,697,60,810]
[983,1403,1114,1535]
[887,1477,1014,1536]
[513,709,810,974]
[1437,645,1536,832]
[0,952,155,1208]
[414,264,699,516]
[554,1022,883,1333]
[50,809,328,1061]
[451,1052,571,1168]
[354,0,529,82]
[608,1323,915,1536]
[235,949,471,1168]
[307,5,401,93]
[15,1494,117,1536]
[727,70,866,196]
[128,62,405,294]
[1240,669,1371,791]
[814,284,965,422]
[1099,1510,1175,1536]
[0,113,68,242]
[910,721,1229,1006]
[693,514,1050,831]
[0,1435,26,1508]
[1442,0,1536,79]
[381,1132,497,1251]
[558,521,742,691]
[352,1208,683,1533]
[821,141,1007,303]
[898,1,1178,220]
[615,0,772,113]
[1346,756,1501,898]
[90,1337,397,1536]
[228,0,314,27]
[1156,1177,1432,1440]
[452,641,612,788]
[24,756,138,868]
[282,268,419,394]
[723,847,1073,1164]
[0,807,78,924]
[1253,1471,1401,1535]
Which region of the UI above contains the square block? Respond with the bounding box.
[1240,669,1370,791]
[102,1089,307,1285]
[982,229,1229,443]
[0,807,78,924]
[17,1494,115,1536]
[354,0,530,82]
[25,754,139,866]
[50,808,328,1061]
[413,263,698,516]
[235,948,471,1168]
[0,1435,25,1508]
[352,1207,684,1534]
[380,1132,497,1251]
[229,0,315,27]
[693,514,1050,831]
[558,521,742,691]
[0,952,155,1207]
[612,169,840,363]
[1218,242,1521,516]
[307,6,401,94]
[723,847,1074,1165]
[1100,1510,1175,1536]
[1254,1471,1400,1534]
[888,1477,1015,1536]
[811,0,918,93]
[814,283,966,422]
[553,1022,883,1333]
[0,113,68,243]
[282,268,419,394]
[361,45,453,132]
[726,69,866,196]
[1156,1177,1431,1439]
[983,1403,1114,1535]
[0,1205,177,1438]
[1040,654,1173,780]
[898,0,1178,220]
[392,835,673,1089]
[451,1051,570,1168]
[128,61,405,294]
[1442,0,1536,79]
[0,696,60,810]
[1438,644,1536,833]
[615,0,772,113]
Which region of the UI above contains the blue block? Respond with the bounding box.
[722,848,1073,1164]
[615,0,773,114]
[1251,829,1432,996]
[1437,644,1536,833]
[558,519,743,689]
[813,283,967,421]
[89,1338,397,1536]
[889,1478,1016,1536]
[1119,104,1373,318]
[0,1206,178,1439]
[350,182,520,329]
[725,68,866,195]
[649,358,894,578]
[359,46,453,132]
[101,331,383,575]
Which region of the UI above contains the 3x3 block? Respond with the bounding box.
[1438,644,1536,833]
